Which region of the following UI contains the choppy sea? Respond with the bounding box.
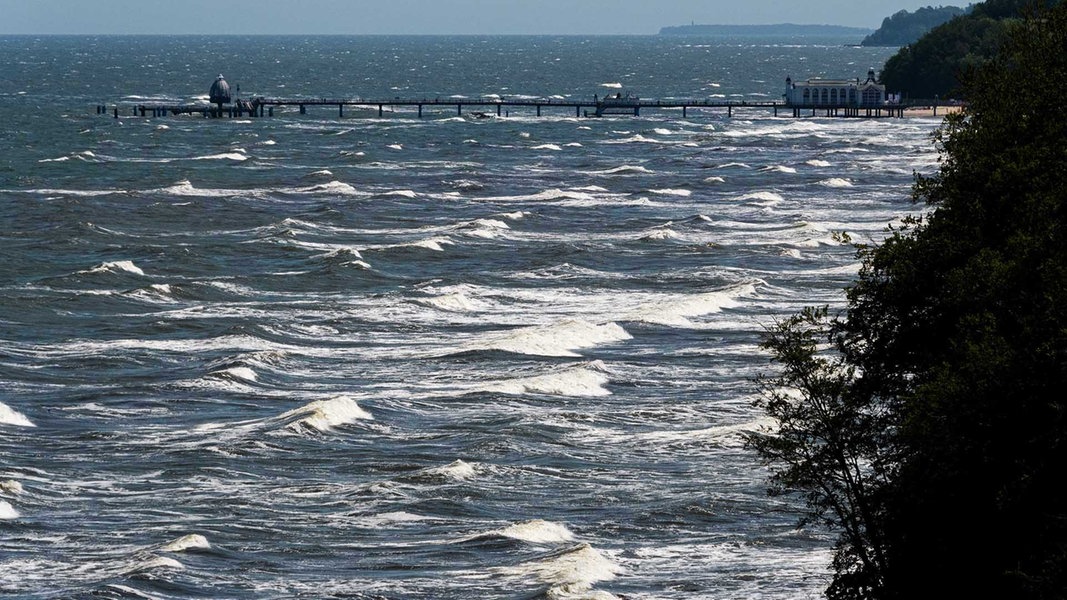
[0,35,938,599]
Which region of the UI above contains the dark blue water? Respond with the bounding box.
[0,36,938,599]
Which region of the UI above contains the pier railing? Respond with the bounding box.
[96,95,921,120]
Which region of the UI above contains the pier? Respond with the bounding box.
[96,94,910,121]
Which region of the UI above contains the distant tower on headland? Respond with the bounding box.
[209,75,232,111]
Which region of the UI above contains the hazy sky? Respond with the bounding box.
[0,0,943,35]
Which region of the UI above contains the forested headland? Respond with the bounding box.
[880,0,1059,98]
[750,3,1067,599]
[860,5,966,46]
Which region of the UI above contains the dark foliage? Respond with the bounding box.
[880,0,1058,99]
[750,4,1067,599]
[860,6,967,47]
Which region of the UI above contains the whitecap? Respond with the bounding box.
[626,283,755,327]
[418,292,479,312]
[1,480,23,495]
[0,500,19,520]
[640,228,679,241]
[279,396,373,432]
[498,520,576,544]
[126,555,184,573]
[462,320,631,358]
[210,366,257,382]
[806,159,832,167]
[496,543,622,594]
[737,191,785,204]
[600,82,623,89]
[384,189,418,198]
[80,260,145,276]
[820,177,853,188]
[532,144,563,151]
[649,188,691,197]
[387,144,403,151]
[589,165,653,176]
[484,362,611,397]
[703,176,726,183]
[759,165,797,174]
[0,401,35,427]
[423,459,477,481]
[192,152,248,161]
[161,534,211,552]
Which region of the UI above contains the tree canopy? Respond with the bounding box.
[750,3,1067,598]
[860,6,967,47]
[879,0,1058,99]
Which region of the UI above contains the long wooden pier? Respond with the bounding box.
[95,95,912,120]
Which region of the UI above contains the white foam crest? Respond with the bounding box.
[156,180,248,197]
[307,169,333,177]
[483,362,612,397]
[161,534,211,552]
[18,187,119,197]
[497,543,622,594]
[639,228,680,241]
[703,176,726,183]
[461,320,631,357]
[820,177,853,188]
[192,152,248,161]
[383,189,418,198]
[488,189,598,203]
[209,366,258,382]
[293,181,362,195]
[387,143,403,151]
[81,260,145,276]
[604,134,661,145]
[314,246,364,261]
[759,165,798,174]
[498,519,576,544]
[532,143,563,151]
[587,165,653,176]
[423,459,478,481]
[278,396,373,432]
[404,237,454,252]
[126,555,184,573]
[0,402,35,427]
[1,480,23,495]
[737,191,785,205]
[600,82,623,89]
[626,283,755,327]
[0,500,19,520]
[499,211,528,220]
[806,159,832,167]
[648,188,691,197]
[418,292,480,312]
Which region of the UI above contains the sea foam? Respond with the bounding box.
[161,534,211,552]
[0,402,35,427]
[464,320,631,357]
[279,396,373,432]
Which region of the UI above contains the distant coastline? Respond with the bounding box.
[659,23,873,36]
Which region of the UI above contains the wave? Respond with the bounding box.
[759,165,797,174]
[482,362,612,397]
[497,519,576,544]
[276,396,373,433]
[806,159,832,167]
[1,480,23,495]
[819,177,853,188]
[639,228,680,241]
[417,292,480,312]
[209,366,258,383]
[420,459,478,481]
[532,143,563,151]
[587,165,654,176]
[161,534,211,552]
[0,501,20,520]
[625,283,755,327]
[648,188,691,197]
[1,401,36,427]
[496,543,622,598]
[737,191,785,205]
[192,152,248,161]
[600,82,623,89]
[79,260,146,276]
[458,320,631,357]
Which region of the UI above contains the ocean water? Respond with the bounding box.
[0,36,938,599]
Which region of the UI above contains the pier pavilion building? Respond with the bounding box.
[785,69,886,106]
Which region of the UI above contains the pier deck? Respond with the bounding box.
[97,96,914,120]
